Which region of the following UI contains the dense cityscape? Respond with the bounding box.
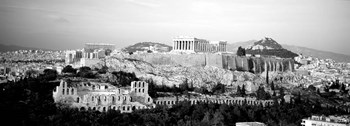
[1,36,350,126]
[1,0,350,126]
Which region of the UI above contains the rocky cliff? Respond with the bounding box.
[94,54,295,93]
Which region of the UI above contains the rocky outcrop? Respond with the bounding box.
[95,56,274,93]
[128,53,295,74]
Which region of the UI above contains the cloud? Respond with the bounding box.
[47,15,70,23]
[125,0,160,8]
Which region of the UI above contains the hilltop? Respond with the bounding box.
[123,42,172,53]
[226,39,350,62]
[245,37,298,58]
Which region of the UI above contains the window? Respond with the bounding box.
[62,89,65,95]
[77,97,80,103]
[71,89,74,95]
[66,89,69,95]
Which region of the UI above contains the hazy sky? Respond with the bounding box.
[0,0,350,54]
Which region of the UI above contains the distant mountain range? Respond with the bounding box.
[282,44,350,63]
[0,44,51,52]
[123,42,172,53]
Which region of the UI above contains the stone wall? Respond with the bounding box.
[154,97,274,108]
[130,53,295,73]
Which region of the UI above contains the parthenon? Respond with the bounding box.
[172,36,227,53]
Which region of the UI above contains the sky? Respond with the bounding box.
[0,0,350,55]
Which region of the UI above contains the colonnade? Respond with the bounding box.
[173,40,207,52]
[172,37,227,52]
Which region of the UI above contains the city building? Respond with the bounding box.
[301,115,350,126]
[172,36,227,53]
[53,79,155,113]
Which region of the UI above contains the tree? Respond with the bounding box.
[40,69,58,81]
[237,46,246,56]
[241,84,246,97]
[308,85,316,92]
[257,86,270,100]
[271,81,275,91]
[105,49,112,56]
[201,112,212,126]
[62,65,77,74]
[212,111,224,126]
[212,83,225,94]
[98,66,108,74]
[25,69,40,78]
[77,66,95,78]
[237,85,242,96]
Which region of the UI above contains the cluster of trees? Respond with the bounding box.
[236,85,246,97]
[61,65,97,78]
[256,86,271,100]
[110,71,139,87]
[245,48,298,58]
[1,78,349,126]
[25,68,58,81]
[236,46,246,56]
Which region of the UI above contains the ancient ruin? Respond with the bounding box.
[172,36,227,53]
[155,96,274,108]
[53,79,155,113]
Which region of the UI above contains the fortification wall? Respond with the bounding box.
[130,53,294,73]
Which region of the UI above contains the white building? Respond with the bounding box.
[172,36,227,53]
[301,115,350,126]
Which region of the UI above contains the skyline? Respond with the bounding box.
[1,0,350,55]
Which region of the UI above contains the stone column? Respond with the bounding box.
[191,41,194,51]
[182,41,185,50]
[187,41,189,50]
[176,41,178,50]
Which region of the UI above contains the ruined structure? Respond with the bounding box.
[172,36,227,53]
[53,79,155,113]
[65,43,115,67]
[155,96,274,107]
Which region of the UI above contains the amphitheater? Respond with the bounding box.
[53,79,155,113]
